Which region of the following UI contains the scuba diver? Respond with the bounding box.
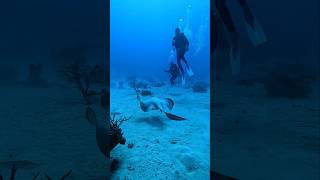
[211,0,267,76]
[172,27,194,85]
[164,62,180,86]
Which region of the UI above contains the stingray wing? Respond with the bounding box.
[164,98,174,110]
[165,112,186,121]
[157,98,174,112]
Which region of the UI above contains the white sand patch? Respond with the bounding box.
[110,86,210,179]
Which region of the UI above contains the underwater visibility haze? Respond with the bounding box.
[110,0,211,179]
[211,0,319,179]
[111,0,210,81]
[0,0,318,179]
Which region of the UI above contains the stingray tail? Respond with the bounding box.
[165,112,186,121]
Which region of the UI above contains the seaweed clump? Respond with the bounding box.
[85,106,130,159]
[109,113,130,150]
[56,47,106,104]
[85,107,128,175]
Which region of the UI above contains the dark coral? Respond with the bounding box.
[110,159,120,173]
[109,113,131,149]
[85,106,130,158]
[59,62,102,104]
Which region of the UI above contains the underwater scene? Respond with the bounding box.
[0,0,318,180]
[0,0,112,179]
[110,0,210,179]
[211,0,319,179]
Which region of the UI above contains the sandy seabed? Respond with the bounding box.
[110,86,210,179]
[212,80,319,180]
[0,83,210,180]
[1,79,318,180]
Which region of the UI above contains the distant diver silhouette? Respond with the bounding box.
[172,27,194,85]
[164,62,180,86]
[211,0,267,75]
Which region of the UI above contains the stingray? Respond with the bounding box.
[135,88,186,121]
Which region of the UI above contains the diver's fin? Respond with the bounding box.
[86,106,98,126]
[165,112,186,121]
[229,40,241,76]
[245,17,267,46]
[186,66,194,77]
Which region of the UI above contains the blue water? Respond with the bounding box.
[110,0,210,81]
[110,1,211,179]
[0,0,318,179]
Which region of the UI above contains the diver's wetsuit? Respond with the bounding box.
[172,32,190,79]
[165,63,180,85]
